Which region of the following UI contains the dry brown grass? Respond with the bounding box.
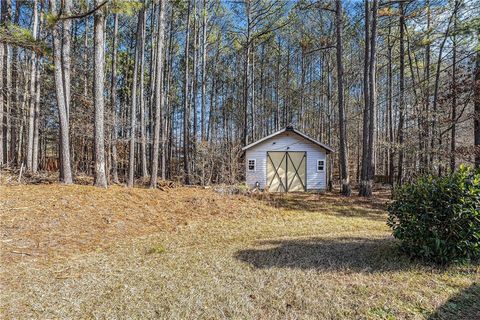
[0,184,269,266]
[1,183,479,319]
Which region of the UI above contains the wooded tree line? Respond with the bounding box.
[0,0,479,195]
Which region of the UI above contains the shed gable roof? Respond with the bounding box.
[242,127,335,153]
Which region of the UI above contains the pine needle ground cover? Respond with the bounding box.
[1,185,479,319]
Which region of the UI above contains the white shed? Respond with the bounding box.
[242,126,334,192]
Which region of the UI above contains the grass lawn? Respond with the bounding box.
[1,184,479,319]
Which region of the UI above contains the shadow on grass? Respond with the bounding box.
[428,284,480,320]
[236,236,412,273]
[263,193,388,222]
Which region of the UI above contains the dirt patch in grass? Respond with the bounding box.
[0,184,274,267]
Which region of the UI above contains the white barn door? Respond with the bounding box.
[267,151,306,192]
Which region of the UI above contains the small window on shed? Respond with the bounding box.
[248,159,256,171]
[317,160,325,172]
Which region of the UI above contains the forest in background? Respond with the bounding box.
[0,0,479,196]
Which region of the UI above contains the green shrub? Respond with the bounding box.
[387,166,480,264]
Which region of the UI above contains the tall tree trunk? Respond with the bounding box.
[139,7,148,178]
[366,0,378,188]
[387,25,394,185]
[431,3,458,170]
[275,42,280,131]
[0,0,11,166]
[50,0,73,184]
[32,61,41,173]
[201,0,208,141]
[450,2,458,172]
[475,32,480,169]
[192,5,199,171]
[243,1,251,146]
[207,44,219,141]
[183,0,192,184]
[93,0,107,187]
[285,47,290,126]
[110,13,120,183]
[17,71,28,167]
[251,48,255,140]
[83,18,89,98]
[335,1,351,196]
[150,0,166,188]
[0,38,2,165]
[62,0,72,120]
[26,0,39,171]
[9,4,20,166]
[192,4,198,144]
[359,0,370,195]
[300,48,306,131]
[421,0,431,171]
[162,7,175,180]
[363,0,378,196]
[148,4,158,176]
[60,0,72,179]
[128,7,144,187]
[397,2,405,185]
[210,55,219,140]
[326,58,333,189]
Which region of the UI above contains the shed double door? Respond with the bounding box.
[267,151,306,192]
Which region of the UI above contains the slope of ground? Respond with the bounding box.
[0,184,270,266]
[1,184,478,319]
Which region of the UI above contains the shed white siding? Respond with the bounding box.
[245,131,328,191]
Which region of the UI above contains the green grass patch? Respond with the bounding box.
[147,244,166,254]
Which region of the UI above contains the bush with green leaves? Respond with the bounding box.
[387,166,480,264]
